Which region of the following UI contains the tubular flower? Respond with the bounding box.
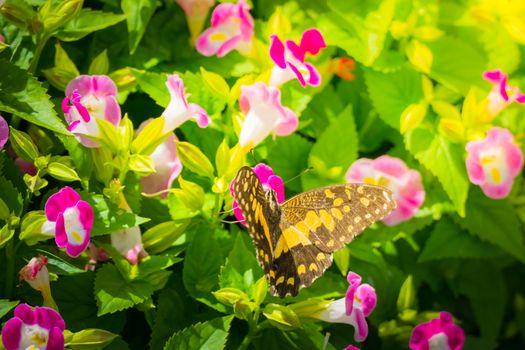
[176,0,215,43]
[269,28,326,87]
[19,256,57,309]
[317,272,377,343]
[62,75,121,148]
[1,304,65,350]
[0,114,8,150]
[238,82,298,150]
[162,74,210,133]
[43,187,93,258]
[111,193,148,265]
[465,127,523,199]
[410,312,465,350]
[346,156,425,225]
[483,69,525,116]
[230,163,284,225]
[195,0,253,57]
[139,119,183,196]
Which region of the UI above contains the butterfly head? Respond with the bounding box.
[265,189,281,213]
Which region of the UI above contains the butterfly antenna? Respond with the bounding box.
[279,167,313,189]
[217,207,235,215]
[220,219,244,224]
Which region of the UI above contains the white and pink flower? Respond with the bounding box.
[19,256,57,309]
[238,82,298,149]
[317,272,377,344]
[1,304,65,350]
[230,163,284,225]
[162,74,210,133]
[410,312,465,350]
[269,28,326,87]
[62,75,121,148]
[195,0,253,57]
[466,127,523,199]
[139,119,183,196]
[43,186,93,257]
[346,156,425,225]
[483,69,525,115]
[176,0,215,43]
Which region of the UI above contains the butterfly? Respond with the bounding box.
[231,166,397,297]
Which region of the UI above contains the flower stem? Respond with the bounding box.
[28,34,49,75]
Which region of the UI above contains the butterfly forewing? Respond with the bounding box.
[232,167,397,298]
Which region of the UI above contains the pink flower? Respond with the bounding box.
[19,256,57,309]
[465,127,523,199]
[230,163,284,225]
[238,82,298,149]
[62,75,121,148]
[15,158,37,176]
[317,272,377,343]
[410,312,465,350]
[345,346,360,350]
[176,0,215,43]
[195,0,253,57]
[483,69,525,115]
[1,304,65,350]
[346,156,425,225]
[162,74,210,133]
[43,186,93,257]
[0,115,8,150]
[138,119,182,196]
[85,243,110,271]
[269,28,326,87]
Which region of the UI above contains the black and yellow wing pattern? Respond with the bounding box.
[232,166,397,297]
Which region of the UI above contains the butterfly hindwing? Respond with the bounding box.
[280,184,396,253]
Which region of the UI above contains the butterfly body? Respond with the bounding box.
[232,166,397,297]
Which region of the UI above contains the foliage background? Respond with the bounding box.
[1,0,525,349]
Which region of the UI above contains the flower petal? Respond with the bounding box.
[44,187,81,222]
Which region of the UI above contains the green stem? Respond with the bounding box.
[28,34,49,75]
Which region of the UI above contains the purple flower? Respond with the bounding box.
[1,304,65,350]
[269,28,326,87]
[346,156,425,225]
[410,312,465,350]
[196,0,254,57]
[483,69,525,115]
[229,163,284,225]
[0,115,8,150]
[62,75,121,148]
[162,74,210,133]
[238,82,298,150]
[466,127,523,199]
[43,186,93,257]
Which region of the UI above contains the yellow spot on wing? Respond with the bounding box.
[297,264,306,275]
[333,197,344,206]
[331,208,343,220]
[324,189,335,198]
[309,263,318,271]
[343,205,350,212]
[304,211,322,230]
[276,276,285,285]
[275,225,312,258]
[287,277,295,285]
[357,186,364,194]
[316,252,325,261]
[319,210,336,231]
[327,239,335,247]
[360,197,370,206]
[345,189,352,200]
[269,270,276,278]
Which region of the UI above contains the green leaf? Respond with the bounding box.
[200,67,230,102]
[87,194,149,236]
[150,288,190,350]
[219,232,263,296]
[89,49,109,75]
[364,66,423,130]
[128,154,155,176]
[121,0,158,54]
[427,36,487,94]
[94,264,155,316]
[163,316,233,350]
[0,176,22,216]
[317,0,395,65]
[42,42,80,91]
[0,59,68,134]
[65,328,118,350]
[176,141,215,179]
[132,69,169,107]
[19,211,50,245]
[304,104,358,189]
[458,188,525,263]
[8,127,39,161]
[181,71,226,117]
[183,227,224,298]
[267,134,312,194]
[405,126,468,216]
[47,161,80,182]
[142,220,189,254]
[55,9,126,42]
[419,220,504,262]
[0,299,19,318]
[482,25,520,74]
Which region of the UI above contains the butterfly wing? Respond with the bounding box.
[280,183,397,253]
[231,167,277,284]
[270,184,396,296]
